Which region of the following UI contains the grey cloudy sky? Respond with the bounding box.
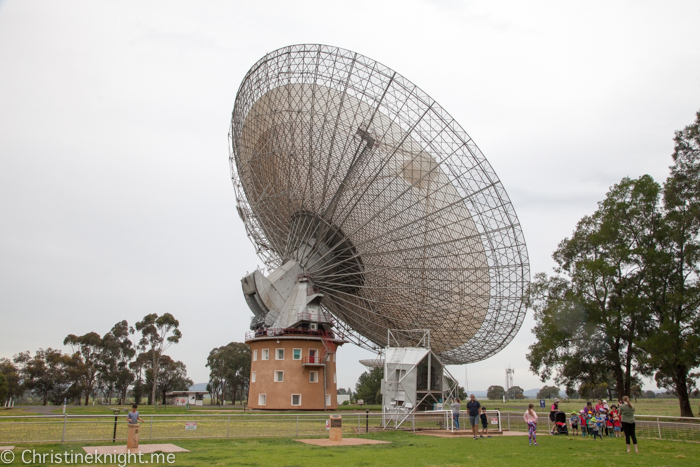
[1,0,699,393]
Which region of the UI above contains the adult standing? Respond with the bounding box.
[466,394,481,440]
[595,399,605,413]
[549,398,559,434]
[619,396,638,453]
[451,398,461,430]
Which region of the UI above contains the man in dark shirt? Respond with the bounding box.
[466,394,481,439]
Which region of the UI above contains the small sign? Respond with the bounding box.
[330,417,342,428]
[539,399,546,408]
[325,420,330,431]
[185,422,197,431]
[490,417,498,425]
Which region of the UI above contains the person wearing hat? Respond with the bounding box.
[569,411,579,435]
[549,398,559,434]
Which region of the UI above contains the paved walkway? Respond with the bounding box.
[12,406,60,415]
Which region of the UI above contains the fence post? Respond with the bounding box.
[296,415,299,438]
[227,415,230,439]
[61,414,67,443]
[507,413,510,431]
[657,417,662,439]
[149,416,153,440]
[547,416,551,433]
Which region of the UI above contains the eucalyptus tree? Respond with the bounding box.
[528,176,660,398]
[154,356,192,405]
[135,313,182,406]
[102,321,136,404]
[14,349,72,406]
[0,358,22,401]
[207,342,251,405]
[63,332,104,405]
[637,112,700,417]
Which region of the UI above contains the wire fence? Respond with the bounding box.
[0,411,698,444]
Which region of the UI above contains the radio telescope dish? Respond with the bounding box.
[229,44,529,364]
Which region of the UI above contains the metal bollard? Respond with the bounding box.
[61,414,67,443]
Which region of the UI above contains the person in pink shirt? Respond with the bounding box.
[523,403,539,446]
[595,399,605,413]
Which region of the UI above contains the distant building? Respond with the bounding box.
[165,391,207,406]
[337,394,351,405]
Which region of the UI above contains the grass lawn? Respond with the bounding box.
[6,431,700,466]
[0,409,43,417]
[7,399,696,417]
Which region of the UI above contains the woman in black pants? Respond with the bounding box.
[619,395,638,453]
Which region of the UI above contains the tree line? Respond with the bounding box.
[205,342,251,405]
[527,111,700,417]
[0,313,191,406]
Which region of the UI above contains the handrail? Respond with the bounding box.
[423,409,455,432]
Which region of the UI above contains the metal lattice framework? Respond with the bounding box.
[229,44,529,364]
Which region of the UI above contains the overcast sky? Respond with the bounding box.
[1,0,699,394]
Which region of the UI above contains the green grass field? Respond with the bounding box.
[4,398,697,417]
[0,404,386,417]
[5,431,700,466]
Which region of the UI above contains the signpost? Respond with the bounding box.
[539,399,546,408]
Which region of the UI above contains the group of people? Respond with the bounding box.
[450,394,491,440]
[525,395,639,453]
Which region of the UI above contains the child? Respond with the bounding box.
[570,411,579,435]
[596,412,605,440]
[523,403,539,446]
[579,410,587,437]
[126,404,144,425]
[606,413,614,437]
[480,407,491,437]
[611,405,622,438]
[587,413,599,439]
